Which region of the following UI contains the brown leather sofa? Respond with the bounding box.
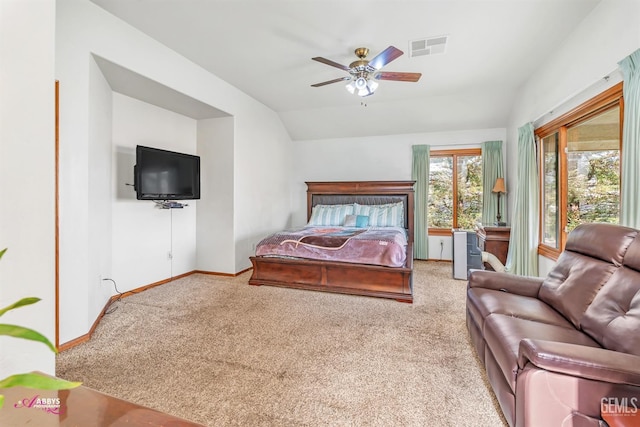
[466,223,640,426]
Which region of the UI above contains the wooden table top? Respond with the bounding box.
[0,381,205,426]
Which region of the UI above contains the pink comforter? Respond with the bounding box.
[255,226,408,267]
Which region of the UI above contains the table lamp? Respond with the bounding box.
[492,178,506,226]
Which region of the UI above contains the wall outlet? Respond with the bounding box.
[167,251,173,260]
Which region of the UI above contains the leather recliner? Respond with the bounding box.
[466,223,640,426]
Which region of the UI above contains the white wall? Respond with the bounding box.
[56,0,293,344]
[234,106,294,272]
[87,55,115,321]
[291,128,507,260]
[506,0,640,276]
[197,117,235,273]
[0,0,56,377]
[111,93,197,290]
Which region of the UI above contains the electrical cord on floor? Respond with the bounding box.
[103,278,124,314]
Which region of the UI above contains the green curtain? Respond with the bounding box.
[620,48,640,229]
[505,123,539,276]
[412,145,430,259]
[481,141,505,225]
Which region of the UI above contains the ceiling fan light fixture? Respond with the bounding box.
[346,76,378,97]
[345,81,356,94]
[312,45,419,96]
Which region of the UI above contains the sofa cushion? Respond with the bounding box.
[581,256,640,356]
[538,224,637,330]
[561,223,637,265]
[539,251,616,329]
[467,288,574,330]
[483,314,601,392]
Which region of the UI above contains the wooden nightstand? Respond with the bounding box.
[475,224,511,269]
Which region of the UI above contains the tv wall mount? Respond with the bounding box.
[154,201,188,209]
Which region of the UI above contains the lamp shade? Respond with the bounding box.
[492,178,506,193]
[345,75,378,97]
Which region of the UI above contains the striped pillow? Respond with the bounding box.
[308,204,354,226]
[354,202,404,227]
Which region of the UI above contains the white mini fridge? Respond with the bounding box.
[452,229,483,280]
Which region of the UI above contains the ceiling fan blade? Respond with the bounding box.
[311,56,350,71]
[311,76,351,87]
[368,46,404,70]
[375,71,422,82]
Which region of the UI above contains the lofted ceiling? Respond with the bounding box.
[90,0,601,141]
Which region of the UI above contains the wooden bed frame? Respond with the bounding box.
[248,181,415,303]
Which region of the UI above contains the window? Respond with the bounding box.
[541,133,559,247]
[428,149,482,234]
[536,83,623,258]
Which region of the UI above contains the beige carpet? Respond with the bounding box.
[57,261,507,426]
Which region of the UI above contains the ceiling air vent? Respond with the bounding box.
[409,35,448,58]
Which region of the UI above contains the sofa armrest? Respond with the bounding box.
[468,270,543,297]
[518,339,640,387]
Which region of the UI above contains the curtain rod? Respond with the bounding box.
[532,67,621,127]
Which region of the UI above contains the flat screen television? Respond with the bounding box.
[134,145,200,200]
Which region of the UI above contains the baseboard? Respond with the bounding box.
[414,258,452,263]
[114,270,195,299]
[58,292,116,352]
[194,267,252,277]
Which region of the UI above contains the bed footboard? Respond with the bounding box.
[249,250,413,303]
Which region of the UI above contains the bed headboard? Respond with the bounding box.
[306,181,415,243]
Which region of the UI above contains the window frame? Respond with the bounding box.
[535,82,624,259]
[428,148,482,236]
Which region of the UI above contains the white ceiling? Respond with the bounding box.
[90,0,601,141]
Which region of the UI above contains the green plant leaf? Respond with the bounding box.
[0,373,81,390]
[0,248,6,260]
[0,324,57,353]
[0,297,41,318]
[0,373,81,409]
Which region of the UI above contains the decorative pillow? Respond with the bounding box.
[354,202,404,227]
[308,204,354,226]
[344,214,370,228]
[344,214,357,227]
[356,215,370,228]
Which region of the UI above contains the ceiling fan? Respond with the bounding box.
[311,46,421,97]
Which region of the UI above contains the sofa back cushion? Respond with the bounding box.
[539,223,637,329]
[581,236,640,355]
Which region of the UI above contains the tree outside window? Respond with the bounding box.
[566,107,620,231]
[428,149,482,232]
